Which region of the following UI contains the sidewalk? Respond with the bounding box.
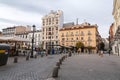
[57,54,120,80]
[0,54,65,80]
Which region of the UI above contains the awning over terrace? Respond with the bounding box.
[0,36,30,42]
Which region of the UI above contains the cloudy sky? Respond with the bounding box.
[0,0,113,38]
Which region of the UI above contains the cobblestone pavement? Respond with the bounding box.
[0,54,64,80]
[57,54,120,80]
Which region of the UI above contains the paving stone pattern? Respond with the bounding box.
[0,55,63,80]
[57,54,120,80]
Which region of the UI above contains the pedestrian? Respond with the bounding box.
[109,49,111,56]
[99,50,103,57]
[46,49,48,56]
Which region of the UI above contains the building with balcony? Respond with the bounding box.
[16,30,42,48]
[2,26,31,37]
[42,10,64,49]
[0,32,2,36]
[111,0,120,55]
[59,22,102,53]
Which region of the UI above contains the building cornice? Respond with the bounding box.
[59,25,97,31]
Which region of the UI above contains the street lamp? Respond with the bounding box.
[30,25,36,58]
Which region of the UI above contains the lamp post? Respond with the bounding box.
[30,25,36,58]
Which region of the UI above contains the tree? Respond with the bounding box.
[87,46,92,54]
[76,41,84,49]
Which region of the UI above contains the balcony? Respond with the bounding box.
[88,33,92,35]
[66,35,69,37]
[61,35,64,37]
[75,34,79,36]
[80,34,84,36]
[71,34,74,36]
[88,39,92,42]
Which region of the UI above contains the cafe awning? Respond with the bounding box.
[0,36,30,42]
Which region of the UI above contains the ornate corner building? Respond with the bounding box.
[111,0,120,55]
[59,22,102,53]
[42,10,64,49]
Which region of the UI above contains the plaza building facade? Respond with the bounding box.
[2,26,31,37]
[0,32,2,36]
[59,22,102,53]
[16,30,42,49]
[111,0,120,55]
[42,10,63,49]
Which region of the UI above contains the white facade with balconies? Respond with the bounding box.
[42,10,64,49]
[112,0,120,55]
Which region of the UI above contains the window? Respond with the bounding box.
[71,32,74,36]
[26,35,27,38]
[56,21,58,24]
[49,32,51,35]
[52,28,54,30]
[38,34,40,37]
[88,37,92,41]
[66,32,68,36]
[81,31,84,36]
[62,33,64,37]
[88,31,91,35]
[81,37,84,40]
[56,36,58,39]
[35,34,37,38]
[76,31,78,36]
[56,27,58,30]
[67,38,68,40]
[62,38,65,41]
[56,41,58,44]
[71,38,73,41]
[52,42,54,45]
[49,36,51,39]
[49,28,51,31]
[43,28,44,31]
[76,37,78,40]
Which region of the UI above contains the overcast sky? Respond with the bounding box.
[0,0,114,38]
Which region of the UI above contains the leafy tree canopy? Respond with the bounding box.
[76,41,84,49]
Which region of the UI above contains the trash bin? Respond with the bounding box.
[0,44,10,66]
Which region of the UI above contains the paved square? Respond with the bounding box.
[57,54,120,80]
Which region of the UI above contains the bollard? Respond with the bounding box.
[35,55,37,58]
[52,67,59,78]
[59,59,62,65]
[69,52,72,57]
[65,55,68,58]
[14,57,18,63]
[63,56,65,60]
[56,62,60,66]
[26,56,29,61]
[61,57,63,61]
[56,62,60,69]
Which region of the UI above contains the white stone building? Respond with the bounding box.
[42,10,64,49]
[28,30,42,48]
[112,0,120,55]
[16,30,42,48]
